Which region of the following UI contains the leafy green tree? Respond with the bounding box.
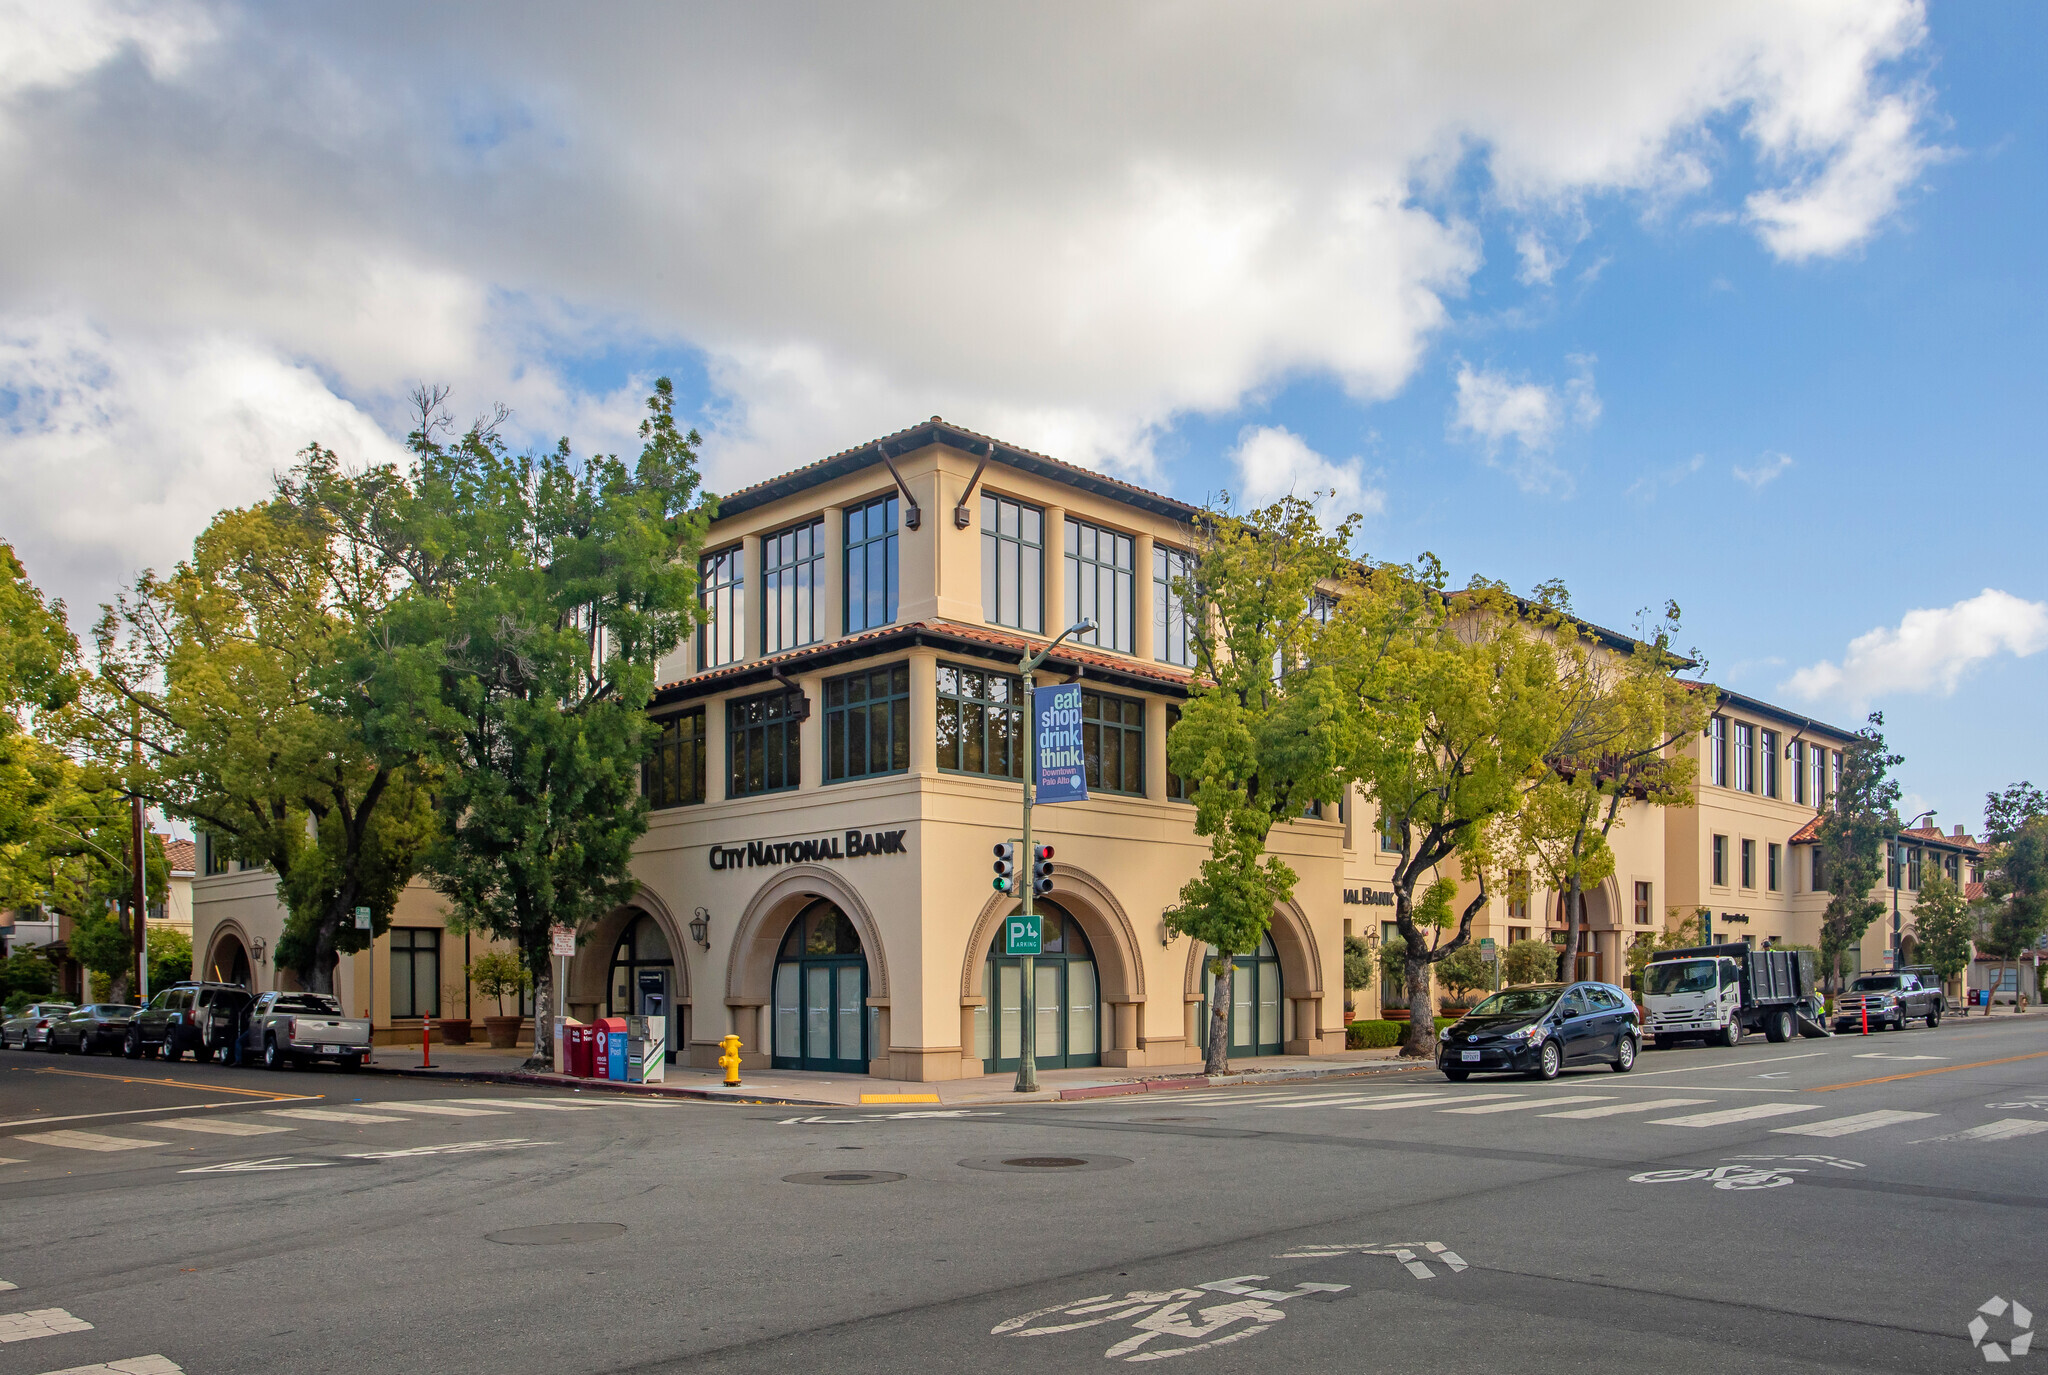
[1436,942,1487,1005]
[0,948,55,1003]
[148,925,193,991]
[1980,783,2048,1014]
[1341,934,1373,1019]
[1378,932,1408,1004]
[1502,937,1559,986]
[0,543,83,909]
[369,380,713,1069]
[1164,495,1356,1074]
[1815,713,1902,989]
[468,949,531,1017]
[1909,870,1974,996]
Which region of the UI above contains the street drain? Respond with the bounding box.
[486,1223,627,1246]
[958,1154,1132,1174]
[781,1170,907,1186]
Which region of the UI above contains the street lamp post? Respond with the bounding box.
[1892,809,1936,971]
[1014,616,1095,1095]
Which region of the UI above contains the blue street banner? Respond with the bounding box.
[1033,683,1088,803]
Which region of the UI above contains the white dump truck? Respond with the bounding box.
[1636,942,1829,1050]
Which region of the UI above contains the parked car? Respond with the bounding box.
[1438,981,1641,1081]
[1,1002,77,1050]
[49,1004,143,1055]
[242,991,372,1070]
[123,982,254,1062]
[1833,971,1944,1032]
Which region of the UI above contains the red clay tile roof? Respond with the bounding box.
[1966,882,1986,900]
[1788,816,1824,844]
[1787,816,1987,854]
[163,838,195,875]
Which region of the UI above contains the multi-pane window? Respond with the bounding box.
[1080,690,1144,795]
[1811,847,1825,890]
[1153,545,1196,667]
[700,546,745,669]
[981,494,1044,633]
[1740,838,1756,888]
[1066,519,1134,653]
[202,834,231,876]
[1710,717,1728,787]
[1712,834,1729,887]
[1507,871,1531,923]
[824,664,910,783]
[1165,704,1192,801]
[1906,845,1923,891]
[936,663,1024,778]
[844,496,900,634]
[1792,740,1807,805]
[728,689,803,798]
[762,518,824,653]
[1734,722,1754,793]
[1768,843,1782,892]
[1830,750,1842,803]
[1634,881,1652,924]
[644,708,706,809]
[1946,853,1961,884]
[389,928,440,1018]
[1761,729,1779,798]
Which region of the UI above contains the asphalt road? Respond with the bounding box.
[2,1018,2044,1375]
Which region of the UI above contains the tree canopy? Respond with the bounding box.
[1815,712,1903,986]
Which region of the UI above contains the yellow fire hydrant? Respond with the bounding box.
[718,1034,743,1087]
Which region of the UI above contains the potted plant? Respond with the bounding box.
[1378,934,1408,1021]
[470,951,532,1049]
[1342,935,1373,1023]
[436,1014,472,1046]
[1437,943,1487,1016]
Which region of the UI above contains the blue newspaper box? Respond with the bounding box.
[595,1016,628,1080]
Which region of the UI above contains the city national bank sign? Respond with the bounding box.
[707,829,909,871]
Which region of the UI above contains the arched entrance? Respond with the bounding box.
[1197,934,1284,1058]
[771,900,870,1073]
[608,913,677,1062]
[206,930,253,990]
[974,901,1101,1072]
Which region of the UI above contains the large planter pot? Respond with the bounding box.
[483,1016,525,1049]
[435,1018,472,1047]
[1382,1008,1412,1023]
[1441,1006,1470,1019]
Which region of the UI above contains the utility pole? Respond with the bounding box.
[130,712,148,1000]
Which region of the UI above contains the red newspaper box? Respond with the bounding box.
[562,1024,595,1078]
[594,1016,629,1080]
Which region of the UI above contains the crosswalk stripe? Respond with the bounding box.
[1542,1098,1712,1119]
[453,1098,602,1112]
[12,1130,167,1153]
[364,1102,511,1118]
[1441,1094,1613,1115]
[0,1159,20,1168]
[1652,1103,1822,1128]
[0,1280,14,1292]
[1944,1118,2048,1142]
[35,1356,184,1375]
[147,1118,295,1137]
[1342,1093,1516,1111]
[264,1108,407,1124]
[1263,1095,1386,1110]
[0,1307,93,1342]
[1771,1110,1937,1138]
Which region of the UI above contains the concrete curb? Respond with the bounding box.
[357,1061,837,1107]
[1055,1058,1437,1102]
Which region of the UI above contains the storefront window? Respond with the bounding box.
[389,928,440,1018]
[845,496,899,634]
[824,663,910,782]
[937,663,1024,778]
[1081,689,1144,795]
[728,689,803,797]
[644,708,705,809]
[1066,518,1134,653]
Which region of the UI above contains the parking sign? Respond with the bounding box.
[1006,913,1043,955]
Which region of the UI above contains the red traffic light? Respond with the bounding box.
[1035,844,1054,860]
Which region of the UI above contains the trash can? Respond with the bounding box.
[596,1016,628,1081]
[561,1021,594,1078]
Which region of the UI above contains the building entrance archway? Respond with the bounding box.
[772,900,871,1074]
[206,930,253,991]
[974,901,1100,1072]
[608,913,677,1063]
[1196,934,1283,1058]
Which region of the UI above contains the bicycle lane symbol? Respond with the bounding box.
[1630,1154,1866,1191]
[993,1275,1349,1362]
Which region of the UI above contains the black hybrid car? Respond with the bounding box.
[1438,981,1641,1080]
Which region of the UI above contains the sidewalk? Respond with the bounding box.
[362,1039,1439,1106]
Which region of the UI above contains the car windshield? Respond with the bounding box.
[1645,961,1719,996]
[1849,976,1901,992]
[270,995,342,1014]
[1467,989,1559,1017]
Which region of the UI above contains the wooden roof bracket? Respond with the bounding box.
[954,443,994,528]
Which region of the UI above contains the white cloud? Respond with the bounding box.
[1448,356,1599,493]
[0,3,1942,607]
[1734,451,1794,489]
[1227,425,1385,526]
[1783,589,2048,704]
[1626,454,1706,505]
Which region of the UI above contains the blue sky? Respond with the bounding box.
[2,2,2040,831]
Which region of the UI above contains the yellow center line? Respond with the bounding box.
[21,1067,322,1102]
[1807,1051,2048,1091]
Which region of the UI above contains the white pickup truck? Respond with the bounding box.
[244,991,373,1071]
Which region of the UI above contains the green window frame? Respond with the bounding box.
[700,546,745,669]
[981,493,1044,633]
[728,689,803,798]
[936,663,1025,778]
[844,496,899,634]
[1065,517,1134,653]
[1081,689,1144,795]
[644,708,706,809]
[1153,545,1196,667]
[762,517,824,653]
[824,663,910,783]
[389,927,440,1019]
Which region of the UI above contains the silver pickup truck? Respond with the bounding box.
[1833,971,1945,1032]
[244,991,373,1070]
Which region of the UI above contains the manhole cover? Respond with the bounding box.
[485,1222,626,1246]
[781,1170,907,1186]
[958,1154,1132,1174]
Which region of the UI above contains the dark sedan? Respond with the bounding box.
[1438,981,1641,1081]
[49,1003,143,1055]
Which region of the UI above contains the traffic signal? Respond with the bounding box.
[992,842,1016,893]
[1032,844,1055,895]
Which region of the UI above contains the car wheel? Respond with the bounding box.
[263,1036,286,1071]
[163,1036,184,1063]
[1527,1040,1562,1081]
[123,1028,143,1059]
[1612,1035,1638,1073]
[77,1033,94,1056]
[1927,1005,1942,1029]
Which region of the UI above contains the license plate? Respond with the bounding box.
[321,1044,344,1054]
[1461,1050,1481,1062]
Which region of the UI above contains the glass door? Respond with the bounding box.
[771,902,870,1073]
[978,903,1100,1072]
[1201,934,1284,1058]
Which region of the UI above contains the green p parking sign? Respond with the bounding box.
[1005,913,1043,955]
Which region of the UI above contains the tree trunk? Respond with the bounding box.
[1204,958,1232,1076]
[523,954,554,1073]
[307,917,339,996]
[1560,878,1583,983]
[109,971,131,1004]
[1400,952,1434,1058]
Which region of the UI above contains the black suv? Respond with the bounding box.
[124,982,253,1062]
[1438,980,1641,1080]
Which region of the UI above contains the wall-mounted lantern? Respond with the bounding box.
[690,907,711,950]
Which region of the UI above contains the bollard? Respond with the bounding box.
[718,1033,743,1087]
[422,1012,433,1068]
[1860,1002,1868,1036]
